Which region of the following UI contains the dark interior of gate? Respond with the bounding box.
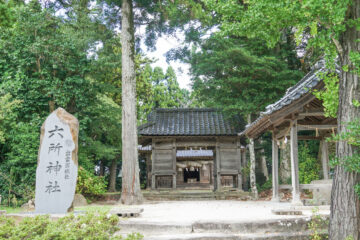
[138,108,246,191]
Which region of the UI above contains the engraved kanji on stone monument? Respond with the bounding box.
[35,108,79,214]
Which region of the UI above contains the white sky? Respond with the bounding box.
[139,30,192,90]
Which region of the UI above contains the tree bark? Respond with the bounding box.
[120,0,143,204]
[248,115,258,199]
[108,159,117,192]
[279,141,291,184]
[329,1,360,238]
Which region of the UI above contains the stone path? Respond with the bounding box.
[116,201,330,239]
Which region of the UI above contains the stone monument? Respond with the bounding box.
[35,108,79,214]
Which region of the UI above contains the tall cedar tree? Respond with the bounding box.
[120,0,143,204]
[100,0,208,204]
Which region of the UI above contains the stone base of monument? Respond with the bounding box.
[110,207,143,218]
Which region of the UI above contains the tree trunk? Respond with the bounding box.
[108,159,117,192]
[329,1,360,238]
[248,115,258,199]
[279,141,291,184]
[120,0,143,204]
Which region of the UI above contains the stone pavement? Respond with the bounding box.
[116,200,330,239]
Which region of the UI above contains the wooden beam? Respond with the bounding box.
[280,184,332,190]
[298,136,323,140]
[298,125,337,131]
[298,109,325,117]
[175,141,217,148]
[275,125,291,139]
[152,170,175,175]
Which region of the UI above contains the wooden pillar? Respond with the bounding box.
[216,139,221,191]
[321,140,330,180]
[151,141,156,190]
[290,120,302,205]
[271,131,280,201]
[172,139,176,189]
[237,139,242,190]
[146,153,152,189]
[260,140,269,181]
[241,149,248,191]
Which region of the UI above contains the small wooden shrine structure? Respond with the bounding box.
[138,108,246,190]
[241,61,337,205]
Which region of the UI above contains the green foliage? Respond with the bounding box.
[313,73,339,118]
[0,211,143,240]
[76,167,107,199]
[257,175,272,192]
[0,0,17,28]
[137,65,191,123]
[0,120,40,205]
[202,0,356,120]
[299,144,321,184]
[0,94,21,144]
[190,35,303,117]
[308,207,329,240]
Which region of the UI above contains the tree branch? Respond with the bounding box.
[331,37,344,61]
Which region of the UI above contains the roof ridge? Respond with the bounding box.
[155,108,220,112]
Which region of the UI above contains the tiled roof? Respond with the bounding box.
[241,60,335,137]
[138,108,241,136]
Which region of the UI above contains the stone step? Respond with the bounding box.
[143,191,250,201]
[143,231,320,240]
[117,216,326,236]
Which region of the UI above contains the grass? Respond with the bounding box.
[0,205,23,214]
[0,204,115,214]
[74,205,113,212]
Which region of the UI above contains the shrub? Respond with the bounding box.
[76,167,107,199]
[0,211,143,240]
[309,207,329,240]
[257,175,272,192]
[299,146,321,184]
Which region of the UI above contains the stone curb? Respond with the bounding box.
[117,216,329,235]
